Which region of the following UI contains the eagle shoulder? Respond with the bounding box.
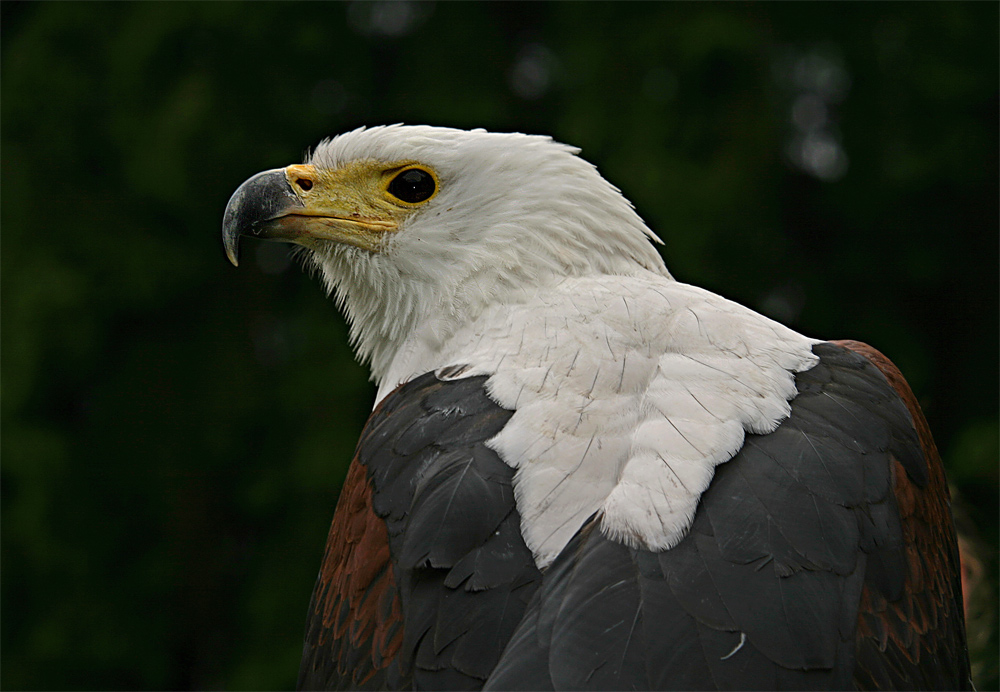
[299,371,542,690]
[484,340,972,690]
[833,340,971,689]
[301,329,971,690]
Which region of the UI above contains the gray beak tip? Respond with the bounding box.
[222,168,301,268]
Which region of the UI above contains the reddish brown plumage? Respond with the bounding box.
[835,340,970,687]
[303,456,403,687]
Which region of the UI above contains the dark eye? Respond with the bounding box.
[387,167,436,204]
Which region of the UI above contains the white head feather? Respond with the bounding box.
[302,125,671,382]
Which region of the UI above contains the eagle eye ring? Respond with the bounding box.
[386,166,437,205]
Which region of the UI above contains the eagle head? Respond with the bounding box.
[223,125,668,379]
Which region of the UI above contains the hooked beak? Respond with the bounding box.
[222,164,400,266]
[222,169,304,266]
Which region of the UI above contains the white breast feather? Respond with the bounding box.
[378,271,819,569]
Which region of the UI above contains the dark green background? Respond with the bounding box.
[2,2,997,689]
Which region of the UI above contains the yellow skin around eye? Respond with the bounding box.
[273,160,439,253]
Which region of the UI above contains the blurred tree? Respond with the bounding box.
[2,2,996,689]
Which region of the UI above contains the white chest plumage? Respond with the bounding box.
[378,272,820,568]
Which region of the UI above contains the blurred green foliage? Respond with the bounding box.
[2,2,996,689]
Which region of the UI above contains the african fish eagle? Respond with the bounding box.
[222,125,971,690]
